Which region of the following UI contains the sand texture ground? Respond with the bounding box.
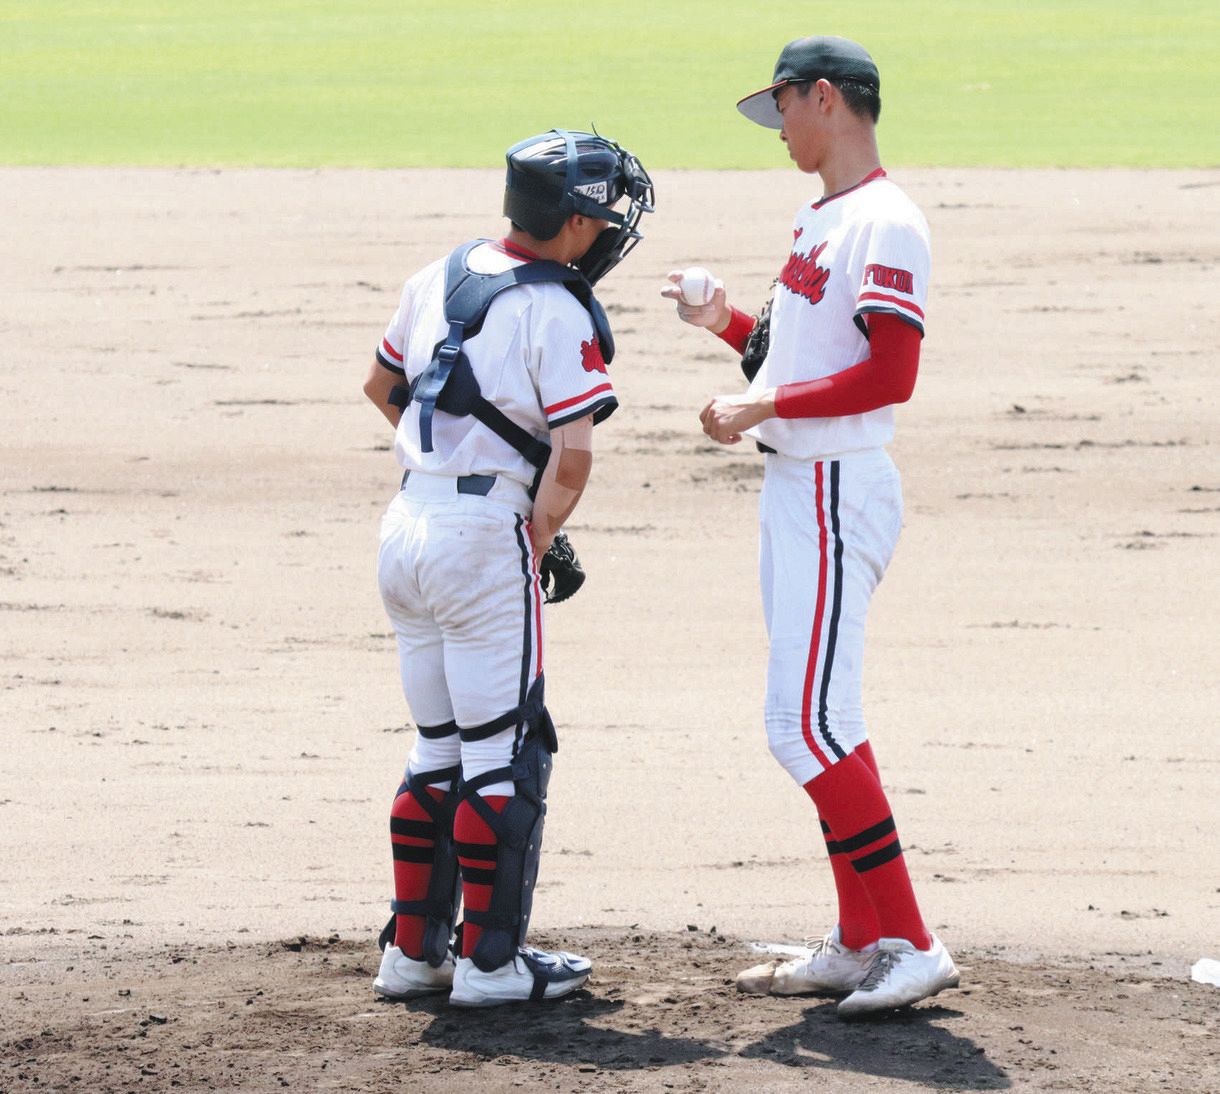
[2,166,1218,1091]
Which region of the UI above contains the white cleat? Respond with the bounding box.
[449,947,592,1008]
[837,935,960,1017]
[769,926,877,995]
[373,944,455,1000]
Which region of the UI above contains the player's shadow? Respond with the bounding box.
[411,992,725,1070]
[739,999,1010,1090]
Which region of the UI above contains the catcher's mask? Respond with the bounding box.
[503,128,654,285]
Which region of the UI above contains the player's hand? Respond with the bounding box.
[662,271,730,333]
[699,392,776,445]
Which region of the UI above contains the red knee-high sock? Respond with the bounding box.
[389,784,446,958]
[819,813,881,950]
[803,751,931,950]
[855,740,881,779]
[818,741,886,947]
[454,794,510,958]
[818,739,886,947]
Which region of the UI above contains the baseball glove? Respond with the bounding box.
[740,279,777,382]
[539,531,585,604]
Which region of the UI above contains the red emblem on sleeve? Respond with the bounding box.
[580,337,607,374]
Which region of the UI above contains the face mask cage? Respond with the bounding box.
[575,148,655,285]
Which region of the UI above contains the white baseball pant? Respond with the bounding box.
[377,473,543,797]
[760,447,904,786]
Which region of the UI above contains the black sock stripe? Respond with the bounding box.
[817,461,847,760]
[455,841,498,862]
[390,817,434,839]
[824,837,845,856]
[391,844,435,864]
[851,839,904,874]
[820,819,832,835]
[459,865,498,886]
[835,815,897,854]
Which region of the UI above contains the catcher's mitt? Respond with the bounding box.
[539,531,585,604]
[740,279,777,382]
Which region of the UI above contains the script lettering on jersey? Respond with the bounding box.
[862,263,914,294]
[780,240,830,306]
[580,337,607,374]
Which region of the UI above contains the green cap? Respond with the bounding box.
[737,36,880,129]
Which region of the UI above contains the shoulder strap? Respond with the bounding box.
[404,240,615,458]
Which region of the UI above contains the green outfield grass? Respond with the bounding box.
[2,1,1217,168]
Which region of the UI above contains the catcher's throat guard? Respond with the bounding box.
[382,761,462,968]
[457,675,558,972]
[389,240,614,489]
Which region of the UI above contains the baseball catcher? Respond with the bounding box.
[362,128,653,1006]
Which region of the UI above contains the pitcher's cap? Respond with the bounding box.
[737,36,879,129]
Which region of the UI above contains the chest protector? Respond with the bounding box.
[389,240,614,489]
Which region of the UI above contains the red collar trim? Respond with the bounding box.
[493,237,543,262]
[812,167,887,210]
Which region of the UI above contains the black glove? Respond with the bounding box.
[740,280,776,382]
[539,531,585,605]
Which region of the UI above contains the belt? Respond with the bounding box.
[400,470,497,497]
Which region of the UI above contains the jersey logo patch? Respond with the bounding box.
[780,240,830,306]
[863,263,914,294]
[580,337,607,374]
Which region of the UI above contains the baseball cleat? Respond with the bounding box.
[373,944,455,1000]
[836,934,960,1017]
[448,946,591,1008]
[769,926,877,995]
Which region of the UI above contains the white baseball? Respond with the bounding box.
[678,266,719,306]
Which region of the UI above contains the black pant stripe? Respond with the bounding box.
[513,516,533,760]
[851,839,904,874]
[818,461,847,760]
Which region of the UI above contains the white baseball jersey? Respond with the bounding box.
[745,169,930,458]
[376,239,617,492]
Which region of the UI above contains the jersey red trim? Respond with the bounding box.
[381,337,404,363]
[545,383,613,415]
[493,238,543,262]
[858,290,924,320]
[811,167,887,210]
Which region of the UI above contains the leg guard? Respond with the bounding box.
[457,676,558,972]
[387,763,462,968]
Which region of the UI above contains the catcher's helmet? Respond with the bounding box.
[503,129,654,284]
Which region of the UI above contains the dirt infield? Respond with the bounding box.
[2,166,1218,1090]
[6,929,1218,1092]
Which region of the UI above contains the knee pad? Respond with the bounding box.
[387,762,462,968]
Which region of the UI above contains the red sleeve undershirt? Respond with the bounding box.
[716,307,757,353]
[716,310,921,418]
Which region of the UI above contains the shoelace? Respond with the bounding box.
[856,949,899,991]
[801,934,834,954]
